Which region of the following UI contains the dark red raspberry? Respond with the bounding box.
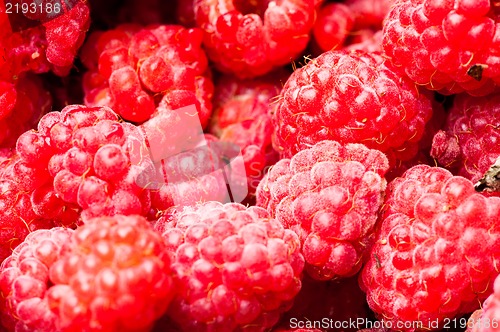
[383,0,500,96]
[272,50,433,166]
[81,24,213,124]
[209,72,286,200]
[361,165,500,330]
[0,227,73,332]
[194,0,320,78]
[155,201,304,332]
[431,93,500,183]
[257,140,389,280]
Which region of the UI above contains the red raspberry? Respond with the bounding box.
[0,227,73,332]
[361,165,500,330]
[276,275,369,332]
[466,274,500,332]
[312,3,355,53]
[1,1,90,78]
[46,215,174,331]
[0,73,52,148]
[0,105,155,258]
[431,93,500,184]
[155,201,304,331]
[194,0,319,78]
[257,140,389,280]
[209,72,286,200]
[81,24,213,124]
[272,50,433,166]
[383,0,500,96]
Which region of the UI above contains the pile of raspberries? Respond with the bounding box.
[2,0,500,331]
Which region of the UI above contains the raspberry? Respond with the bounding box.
[272,50,433,166]
[361,165,500,329]
[257,140,389,280]
[431,93,500,184]
[1,1,90,78]
[312,3,355,53]
[0,73,52,148]
[155,201,304,331]
[275,275,369,332]
[81,24,213,124]
[194,0,319,78]
[383,0,500,96]
[46,215,174,331]
[209,72,286,200]
[0,227,73,332]
[466,274,500,332]
[0,105,155,259]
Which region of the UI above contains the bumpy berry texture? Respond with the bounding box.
[0,105,155,257]
[272,50,433,166]
[47,215,174,331]
[81,24,213,124]
[383,0,500,96]
[361,165,500,330]
[466,274,500,332]
[275,275,369,332]
[194,0,319,78]
[257,140,389,280]
[155,201,304,332]
[1,0,90,78]
[0,73,52,148]
[209,72,285,200]
[431,93,500,183]
[0,227,74,332]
